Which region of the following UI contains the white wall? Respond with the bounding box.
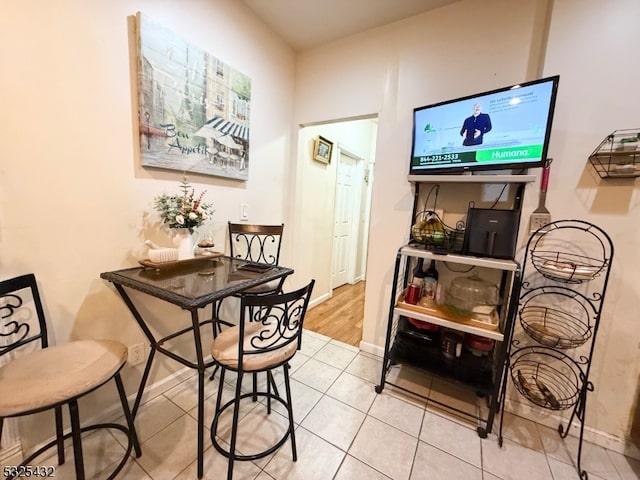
[0,0,296,451]
[539,0,640,446]
[292,0,640,447]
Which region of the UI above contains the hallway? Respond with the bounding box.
[304,282,365,347]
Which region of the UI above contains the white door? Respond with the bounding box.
[332,149,361,288]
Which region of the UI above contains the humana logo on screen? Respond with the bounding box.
[476,145,543,161]
[492,149,529,158]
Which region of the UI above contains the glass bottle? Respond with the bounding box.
[411,258,426,291]
[422,260,439,308]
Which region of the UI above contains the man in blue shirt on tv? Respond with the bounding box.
[460,102,492,146]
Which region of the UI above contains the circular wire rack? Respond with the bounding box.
[519,290,593,349]
[510,346,583,411]
[531,250,606,284]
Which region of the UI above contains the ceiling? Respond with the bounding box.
[240,0,460,52]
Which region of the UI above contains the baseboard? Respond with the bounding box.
[0,442,23,466]
[358,340,384,358]
[503,396,640,460]
[308,291,331,309]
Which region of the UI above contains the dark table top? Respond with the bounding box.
[100,256,294,310]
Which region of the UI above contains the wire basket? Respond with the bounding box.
[510,347,583,411]
[531,251,606,284]
[411,211,465,254]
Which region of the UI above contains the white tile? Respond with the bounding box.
[107,458,153,480]
[497,411,544,452]
[536,423,574,465]
[287,351,311,373]
[410,441,482,480]
[314,342,359,370]
[163,373,219,413]
[560,435,623,480]
[254,472,277,480]
[38,428,128,480]
[345,353,383,385]
[329,339,360,353]
[419,410,481,467]
[334,454,392,480]
[131,394,186,443]
[608,450,640,480]
[189,379,259,439]
[368,392,425,438]
[174,437,262,480]
[267,378,323,424]
[384,363,432,402]
[482,473,503,480]
[349,416,417,480]
[264,426,345,480]
[326,371,378,413]
[426,378,479,420]
[291,358,342,392]
[216,404,292,462]
[301,395,366,451]
[547,456,610,480]
[482,437,553,480]
[133,415,201,480]
[299,331,331,356]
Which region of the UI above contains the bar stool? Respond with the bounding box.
[0,274,141,480]
[210,280,315,480]
[211,222,286,387]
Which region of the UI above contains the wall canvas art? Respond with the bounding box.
[136,12,251,181]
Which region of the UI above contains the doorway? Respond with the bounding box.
[294,117,377,346]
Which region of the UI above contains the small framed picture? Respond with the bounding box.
[313,135,333,164]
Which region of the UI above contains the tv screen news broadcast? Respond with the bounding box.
[410,76,560,174]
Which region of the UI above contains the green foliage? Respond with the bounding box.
[154,176,214,233]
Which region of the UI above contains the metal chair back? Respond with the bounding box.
[228,222,284,265]
[0,273,48,358]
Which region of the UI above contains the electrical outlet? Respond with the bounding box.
[128,343,145,366]
[529,214,552,234]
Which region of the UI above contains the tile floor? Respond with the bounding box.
[39,330,640,479]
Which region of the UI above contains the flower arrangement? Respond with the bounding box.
[154,177,214,234]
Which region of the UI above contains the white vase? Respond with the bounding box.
[172,229,194,260]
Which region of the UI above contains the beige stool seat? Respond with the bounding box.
[211,322,297,371]
[0,340,127,416]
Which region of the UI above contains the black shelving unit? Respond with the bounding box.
[498,219,614,479]
[375,244,521,437]
[375,174,536,437]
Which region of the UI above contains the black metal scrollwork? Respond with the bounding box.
[0,293,31,353]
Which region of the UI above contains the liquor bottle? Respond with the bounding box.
[422,260,439,307]
[411,258,426,290]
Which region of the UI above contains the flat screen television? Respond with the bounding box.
[410,75,560,175]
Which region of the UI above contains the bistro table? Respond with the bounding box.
[100,255,294,478]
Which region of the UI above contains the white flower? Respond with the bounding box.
[188,212,198,220]
[175,214,185,225]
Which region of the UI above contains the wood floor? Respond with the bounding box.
[304,281,365,347]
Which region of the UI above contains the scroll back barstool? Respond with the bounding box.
[0,274,141,480]
[211,222,286,388]
[210,280,315,480]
